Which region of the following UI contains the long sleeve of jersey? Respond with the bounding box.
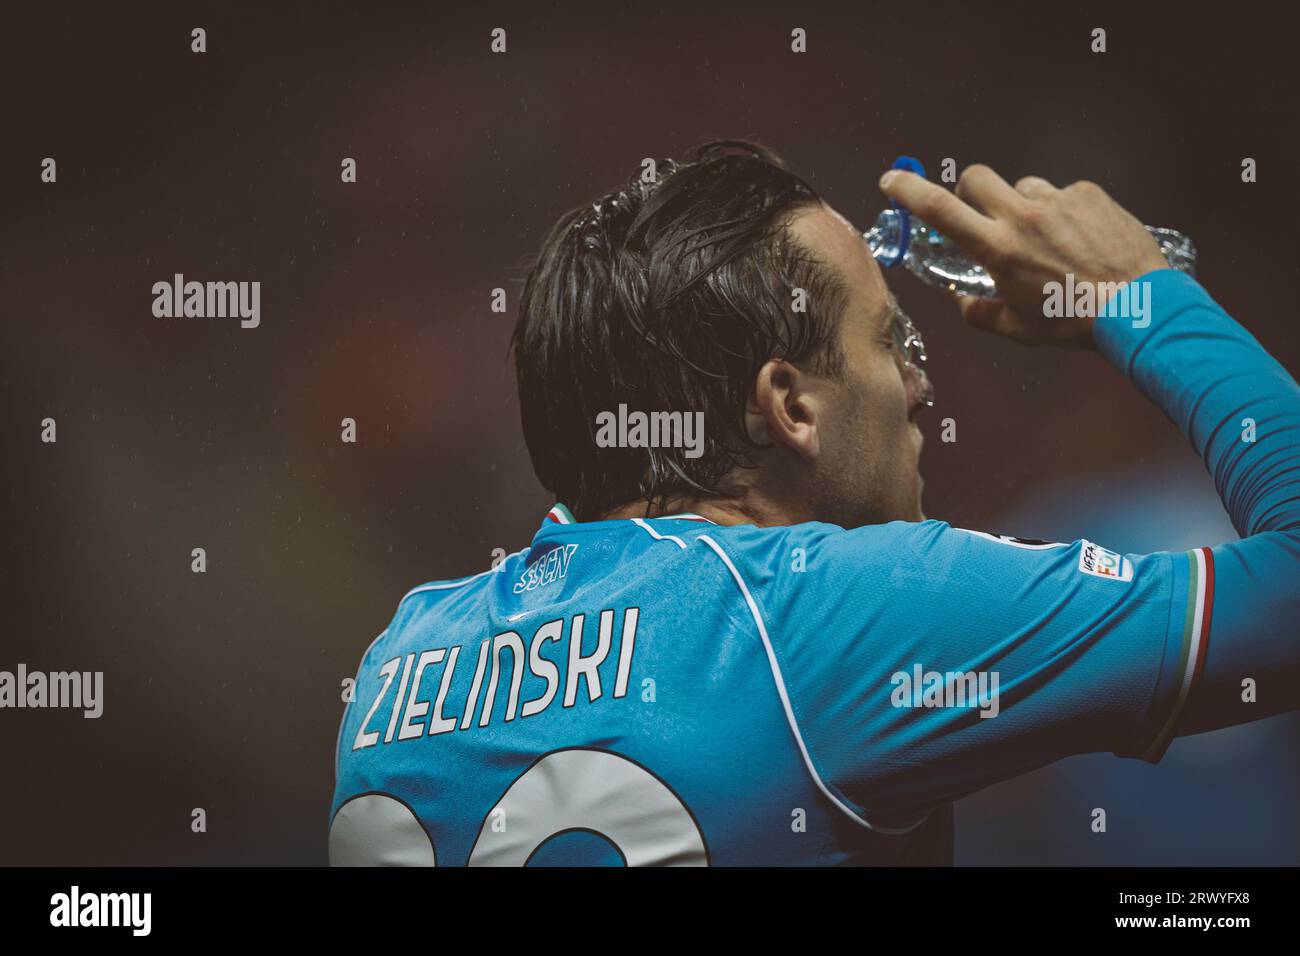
[1092,269,1300,738]
[737,268,1300,827]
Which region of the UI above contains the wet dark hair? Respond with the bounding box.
[512,139,848,520]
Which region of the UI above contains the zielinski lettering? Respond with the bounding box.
[352,607,640,749]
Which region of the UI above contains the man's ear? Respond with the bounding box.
[749,358,821,462]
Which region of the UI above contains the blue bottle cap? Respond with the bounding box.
[878,156,927,268]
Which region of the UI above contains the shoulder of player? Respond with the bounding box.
[682,518,952,573]
[356,557,522,663]
[396,552,527,607]
[691,516,948,547]
[382,551,527,623]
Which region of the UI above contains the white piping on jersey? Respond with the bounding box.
[952,528,1069,550]
[697,533,930,837]
[397,548,530,604]
[631,517,687,550]
[1145,547,1209,761]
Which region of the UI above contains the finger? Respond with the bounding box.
[957,295,1016,337]
[1014,175,1057,199]
[879,170,1000,259]
[955,164,1026,216]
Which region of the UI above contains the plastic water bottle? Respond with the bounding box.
[865,158,1198,298]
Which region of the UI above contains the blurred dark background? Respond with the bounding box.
[2,0,1297,864]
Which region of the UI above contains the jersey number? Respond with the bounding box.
[329,748,708,866]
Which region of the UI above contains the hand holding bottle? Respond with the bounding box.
[878,165,1173,349]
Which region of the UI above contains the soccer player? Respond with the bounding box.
[330,141,1300,865]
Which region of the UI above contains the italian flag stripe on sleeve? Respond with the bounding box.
[1144,547,1215,761]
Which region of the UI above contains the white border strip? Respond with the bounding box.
[698,533,928,836]
[661,512,716,524]
[632,517,687,550]
[1144,548,1209,760]
[398,548,530,603]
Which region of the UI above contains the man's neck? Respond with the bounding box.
[599,493,803,528]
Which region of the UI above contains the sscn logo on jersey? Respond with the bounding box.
[514,543,578,593]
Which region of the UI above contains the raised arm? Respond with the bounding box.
[749,170,1300,823]
[881,165,1300,738]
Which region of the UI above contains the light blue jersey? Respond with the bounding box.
[331,271,1300,865]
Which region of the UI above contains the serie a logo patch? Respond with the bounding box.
[1078,540,1133,581]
